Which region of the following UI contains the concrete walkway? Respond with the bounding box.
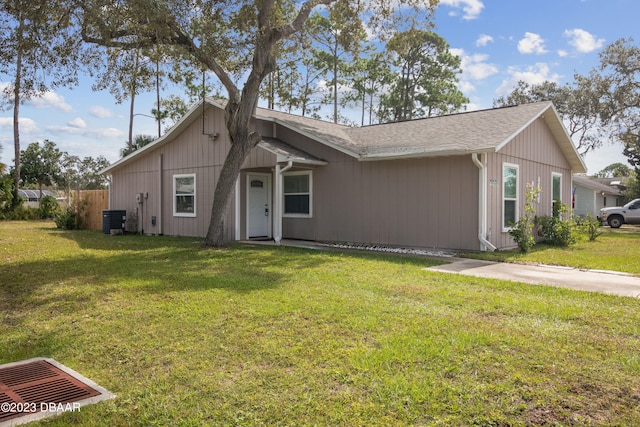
[243,239,640,299]
[426,258,640,298]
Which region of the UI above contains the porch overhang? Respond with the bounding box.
[258,137,328,166]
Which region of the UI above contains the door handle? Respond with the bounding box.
[265,207,269,216]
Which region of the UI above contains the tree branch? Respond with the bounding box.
[273,0,334,40]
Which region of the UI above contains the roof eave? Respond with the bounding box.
[358,148,495,162]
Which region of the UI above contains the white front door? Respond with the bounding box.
[247,174,271,238]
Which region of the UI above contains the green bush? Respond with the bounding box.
[2,205,40,221]
[535,203,576,247]
[577,212,603,242]
[508,183,541,253]
[38,195,60,219]
[54,206,78,230]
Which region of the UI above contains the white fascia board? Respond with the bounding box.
[358,148,494,162]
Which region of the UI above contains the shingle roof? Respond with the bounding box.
[345,102,554,157]
[572,175,624,195]
[102,98,587,174]
[254,107,361,156]
[257,100,586,172]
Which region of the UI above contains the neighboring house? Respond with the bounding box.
[102,99,586,251]
[572,175,625,218]
[18,189,65,208]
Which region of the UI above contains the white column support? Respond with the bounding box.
[274,161,293,245]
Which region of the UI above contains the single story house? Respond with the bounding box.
[102,99,586,251]
[572,175,625,218]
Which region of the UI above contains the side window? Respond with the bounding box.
[552,172,562,216]
[283,171,312,217]
[503,163,519,230]
[173,174,196,217]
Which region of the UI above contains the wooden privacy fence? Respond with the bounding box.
[72,190,109,231]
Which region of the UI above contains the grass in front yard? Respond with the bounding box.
[1,221,640,426]
[462,226,640,275]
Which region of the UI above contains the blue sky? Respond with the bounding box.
[1,0,639,174]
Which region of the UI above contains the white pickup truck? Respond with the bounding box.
[599,198,640,228]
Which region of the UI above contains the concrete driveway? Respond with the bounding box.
[427,258,640,298]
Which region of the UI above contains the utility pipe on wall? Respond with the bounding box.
[472,153,497,252]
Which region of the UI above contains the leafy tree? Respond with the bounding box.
[623,170,640,200]
[282,36,325,117]
[594,162,632,178]
[92,48,159,151]
[59,153,110,206]
[379,29,467,122]
[262,30,324,117]
[0,0,82,207]
[307,7,368,123]
[78,0,439,247]
[120,135,155,158]
[343,54,391,125]
[19,140,63,203]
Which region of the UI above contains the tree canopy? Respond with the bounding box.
[379,29,467,122]
[77,0,440,246]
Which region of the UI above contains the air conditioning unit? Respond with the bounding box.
[102,210,126,234]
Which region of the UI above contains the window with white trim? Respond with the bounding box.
[173,174,196,217]
[503,163,519,230]
[283,171,312,217]
[552,172,562,216]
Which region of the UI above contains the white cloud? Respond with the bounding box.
[0,116,39,133]
[457,80,475,93]
[25,91,73,112]
[440,0,484,20]
[476,34,494,47]
[451,48,499,93]
[89,105,115,118]
[518,32,548,55]
[68,117,87,128]
[46,124,123,139]
[557,49,568,57]
[496,63,561,96]
[563,29,605,53]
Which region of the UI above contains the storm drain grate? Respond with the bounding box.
[0,358,115,426]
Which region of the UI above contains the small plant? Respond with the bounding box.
[508,182,541,253]
[38,195,60,219]
[54,195,89,229]
[536,203,576,247]
[578,212,603,242]
[54,206,77,229]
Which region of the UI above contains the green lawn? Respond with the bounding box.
[1,221,640,426]
[462,225,640,275]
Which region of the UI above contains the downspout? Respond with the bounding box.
[472,153,497,252]
[274,161,293,244]
[158,154,163,235]
[106,176,112,209]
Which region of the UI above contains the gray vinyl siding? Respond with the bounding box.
[487,117,573,249]
[279,146,480,251]
[108,105,235,238]
[108,104,577,252]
